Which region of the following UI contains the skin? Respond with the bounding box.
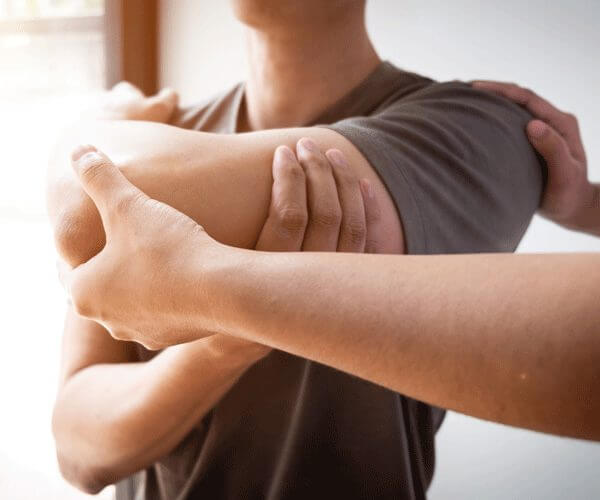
[237,0,379,130]
[51,2,393,492]
[59,89,600,447]
[54,139,381,493]
[49,0,599,494]
[472,81,600,236]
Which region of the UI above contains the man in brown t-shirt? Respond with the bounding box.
[49,1,543,499]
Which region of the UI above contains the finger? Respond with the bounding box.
[256,146,308,251]
[527,120,578,187]
[111,81,144,97]
[146,88,179,122]
[326,149,366,253]
[472,81,585,161]
[67,255,106,321]
[359,179,385,254]
[70,145,145,228]
[56,259,74,301]
[296,138,342,252]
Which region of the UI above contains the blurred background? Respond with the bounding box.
[0,0,599,498]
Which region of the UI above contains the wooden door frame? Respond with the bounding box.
[104,0,158,95]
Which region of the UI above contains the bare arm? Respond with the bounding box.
[53,143,382,493]
[221,250,600,441]
[51,87,271,493]
[62,151,600,441]
[53,311,266,494]
[48,121,403,268]
[48,88,400,491]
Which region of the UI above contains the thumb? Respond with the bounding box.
[154,87,179,107]
[71,145,143,224]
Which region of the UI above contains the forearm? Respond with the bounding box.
[47,120,402,266]
[53,334,267,492]
[210,250,600,440]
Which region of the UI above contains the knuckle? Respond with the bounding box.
[342,217,366,244]
[519,87,535,103]
[71,289,92,318]
[78,156,109,185]
[145,342,163,351]
[312,205,342,229]
[110,330,129,342]
[113,193,133,217]
[564,112,579,127]
[274,204,308,233]
[113,189,144,218]
[280,161,305,180]
[147,99,171,116]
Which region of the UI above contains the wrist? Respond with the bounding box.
[190,242,256,340]
[156,335,269,382]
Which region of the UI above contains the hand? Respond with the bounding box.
[194,139,384,357]
[472,81,599,235]
[256,138,383,255]
[85,81,179,122]
[61,140,382,350]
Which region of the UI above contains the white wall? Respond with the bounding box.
[158,1,600,498]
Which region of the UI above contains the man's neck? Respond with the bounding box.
[241,14,380,131]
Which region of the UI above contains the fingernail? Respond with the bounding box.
[298,138,317,152]
[275,145,296,163]
[360,179,373,199]
[527,120,548,139]
[326,149,348,168]
[72,144,97,162]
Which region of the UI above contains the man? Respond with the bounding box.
[48,1,545,498]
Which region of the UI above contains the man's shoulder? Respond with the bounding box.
[377,77,539,166]
[382,75,530,120]
[169,83,244,133]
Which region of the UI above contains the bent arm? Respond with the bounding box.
[210,249,600,441]
[53,309,266,494]
[48,120,403,266]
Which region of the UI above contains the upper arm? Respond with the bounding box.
[59,307,138,388]
[324,82,544,254]
[48,120,405,266]
[243,127,407,255]
[49,87,542,271]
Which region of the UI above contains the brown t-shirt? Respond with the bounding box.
[115,62,543,500]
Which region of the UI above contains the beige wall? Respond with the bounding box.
[158,1,600,498]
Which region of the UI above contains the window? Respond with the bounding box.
[0,1,114,498]
[0,0,106,215]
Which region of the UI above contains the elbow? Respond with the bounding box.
[53,206,105,267]
[55,453,112,495]
[47,124,109,267]
[52,406,127,494]
[49,186,105,267]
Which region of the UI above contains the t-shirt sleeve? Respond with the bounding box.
[325,82,545,254]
